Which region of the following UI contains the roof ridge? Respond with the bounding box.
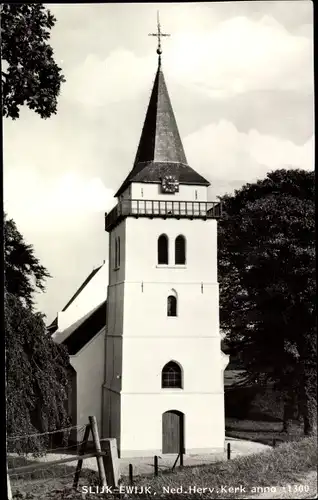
[61,265,103,313]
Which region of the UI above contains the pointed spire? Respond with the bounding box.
[133,59,188,167]
[115,15,210,197]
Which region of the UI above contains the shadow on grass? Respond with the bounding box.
[243,411,282,423]
[225,427,304,447]
[8,454,100,496]
[226,426,283,434]
[225,413,304,446]
[225,432,285,447]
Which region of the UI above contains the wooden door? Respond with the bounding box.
[162,411,184,454]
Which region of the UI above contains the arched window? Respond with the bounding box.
[167,295,177,317]
[175,235,186,265]
[158,234,168,264]
[162,361,182,388]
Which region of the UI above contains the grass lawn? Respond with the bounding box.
[10,436,317,499]
[10,383,315,499]
[225,417,304,446]
[128,436,317,499]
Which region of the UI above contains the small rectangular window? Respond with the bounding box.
[114,236,121,269]
[114,236,118,269]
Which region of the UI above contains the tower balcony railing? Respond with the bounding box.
[105,199,222,232]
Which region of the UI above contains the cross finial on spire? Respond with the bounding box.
[149,11,170,64]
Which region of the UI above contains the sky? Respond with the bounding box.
[3,1,314,324]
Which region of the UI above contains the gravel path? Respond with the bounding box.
[9,442,316,499]
[13,438,269,476]
[119,438,269,476]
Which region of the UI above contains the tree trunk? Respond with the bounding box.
[298,363,317,436]
[282,395,294,433]
[300,395,316,436]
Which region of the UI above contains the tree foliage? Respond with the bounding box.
[5,293,70,454]
[1,3,65,119]
[219,169,316,434]
[4,214,70,453]
[4,213,51,310]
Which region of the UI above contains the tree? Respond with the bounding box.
[5,293,70,454]
[4,214,69,453]
[1,3,65,119]
[4,213,50,310]
[219,169,316,435]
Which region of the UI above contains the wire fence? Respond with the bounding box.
[7,424,101,498]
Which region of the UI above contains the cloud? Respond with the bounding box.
[3,4,313,321]
[167,15,312,96]
[4,169,114,232]
[4,168,113,322]
[184,120,314,194]
[62,14,312,108]
[62,50,154,107]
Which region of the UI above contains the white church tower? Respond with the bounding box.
[102,18,228,458]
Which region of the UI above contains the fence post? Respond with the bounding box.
[129,464,133,485]
[273,439,276,447]
[227,442,231,460]
[154,455,158,476]
[172,454,179,470]
[89,416,107,488]
[7,464,12,500]
[73,423,91,490]
[101,438,119,488]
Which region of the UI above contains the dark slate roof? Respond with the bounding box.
[54,306,100,345]
[61,300,106,355]
[47,265,103,333]
[121,161,210,186]
[47,316,58,335]
[115,60,210,197]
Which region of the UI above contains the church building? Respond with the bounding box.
[51,19,229,457]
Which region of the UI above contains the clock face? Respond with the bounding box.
[161,175,179,193]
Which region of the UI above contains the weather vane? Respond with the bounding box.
[149,11,170,61]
